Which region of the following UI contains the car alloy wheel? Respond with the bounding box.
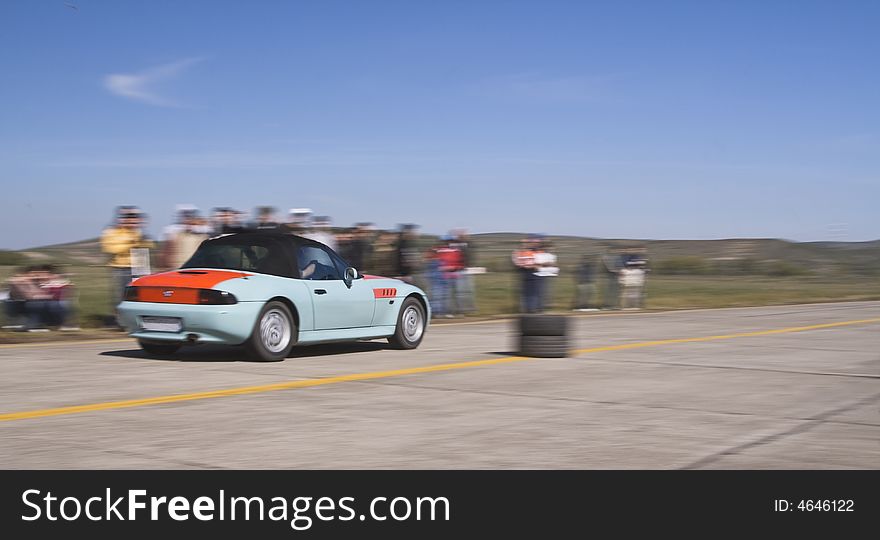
[259,308,291,353]
[402,304,424,343]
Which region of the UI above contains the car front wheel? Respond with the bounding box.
[388,297,426,349]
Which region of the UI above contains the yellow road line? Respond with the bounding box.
[571,318,880,355]
[1,317,878,423]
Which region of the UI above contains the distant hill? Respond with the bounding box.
[16,238,106,266]
[468,234,880,276]
[8,234,880,276]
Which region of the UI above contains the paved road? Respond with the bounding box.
[1,301,878,469]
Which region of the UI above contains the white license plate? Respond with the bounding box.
[141,316,183,333]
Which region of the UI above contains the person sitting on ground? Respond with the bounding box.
[2,266,75,331]
[2,266,33,329]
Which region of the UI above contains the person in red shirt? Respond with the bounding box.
[512,236,541,312]
[449,229,476,314]
[425,237,457,318]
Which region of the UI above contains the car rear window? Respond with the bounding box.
[182,238,293,277]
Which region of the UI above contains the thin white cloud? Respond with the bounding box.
[103,58,202,107]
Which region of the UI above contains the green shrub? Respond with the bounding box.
[764,260,809,277]
[654,256,712,275]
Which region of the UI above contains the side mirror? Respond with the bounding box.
[344,267,358,288]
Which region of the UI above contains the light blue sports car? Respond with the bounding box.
[117,230,431,361]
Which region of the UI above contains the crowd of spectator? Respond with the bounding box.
[576,247,649,311]
[1,204,650,332]
[90,205,482,322]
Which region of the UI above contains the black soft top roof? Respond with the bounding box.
[183,230,341,278]
[204,229,317,245]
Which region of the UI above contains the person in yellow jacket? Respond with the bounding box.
[101,206,155,312]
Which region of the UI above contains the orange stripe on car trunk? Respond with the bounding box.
[131,269,249,289]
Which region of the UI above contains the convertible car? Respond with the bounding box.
[117,231,431,361]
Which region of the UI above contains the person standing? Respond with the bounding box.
[283,208,313,235]
[437,236,464,317]
[425,239,450,318]
[162,210,209,270]
[618,261,647,310]
[101,206,155,313]
[394,224,420,284]
[532,239,559,312]
[601,248,622,310]
[335,229,354,264]
[512,236,539,313]
[302,216,338,251]
[252,206,279,229]
[345,223,371,271]
[163,204,198,243]
[573,255,598,311]
[211,207,245,235]
[370,231,398,277]
[630,249,649,309]
[450,229,476,314]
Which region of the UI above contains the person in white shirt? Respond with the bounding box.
[532,239,559,312]
[302,216,338,251]
[512,237,540,313]
[618,261,647,310]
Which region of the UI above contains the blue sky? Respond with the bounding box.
[2,0,878,249]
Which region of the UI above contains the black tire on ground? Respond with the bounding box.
[388,297,427,350]
[519,334,569,358]
[138,340,182,356]
[245,301,296,362]
[519,314,568,336]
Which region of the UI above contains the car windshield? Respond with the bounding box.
[182,238,292,277]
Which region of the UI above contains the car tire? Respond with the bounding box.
[519,335,569,358]
[138,340,182,357]
[246,301,296,362]
[388,297,426,350]
[519,314,568,336]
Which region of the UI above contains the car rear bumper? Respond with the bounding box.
[117,301,264,345]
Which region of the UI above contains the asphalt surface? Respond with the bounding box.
[1,301,878,469]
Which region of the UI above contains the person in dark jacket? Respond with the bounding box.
[394,224,420,283]
[573,255,598,311]
[345,223,373,271]
[601,248,623,310]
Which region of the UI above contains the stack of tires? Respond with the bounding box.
[518,314,569,358]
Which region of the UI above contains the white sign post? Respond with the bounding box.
[130,248,152,277]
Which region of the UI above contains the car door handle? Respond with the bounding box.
[314,289,327,295]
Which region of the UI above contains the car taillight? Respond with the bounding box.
[124,286,139,301]
[198,289,238,305]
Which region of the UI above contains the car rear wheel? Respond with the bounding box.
[138,340,182,357]
[246,301,296,361]
[388,297,426,349]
